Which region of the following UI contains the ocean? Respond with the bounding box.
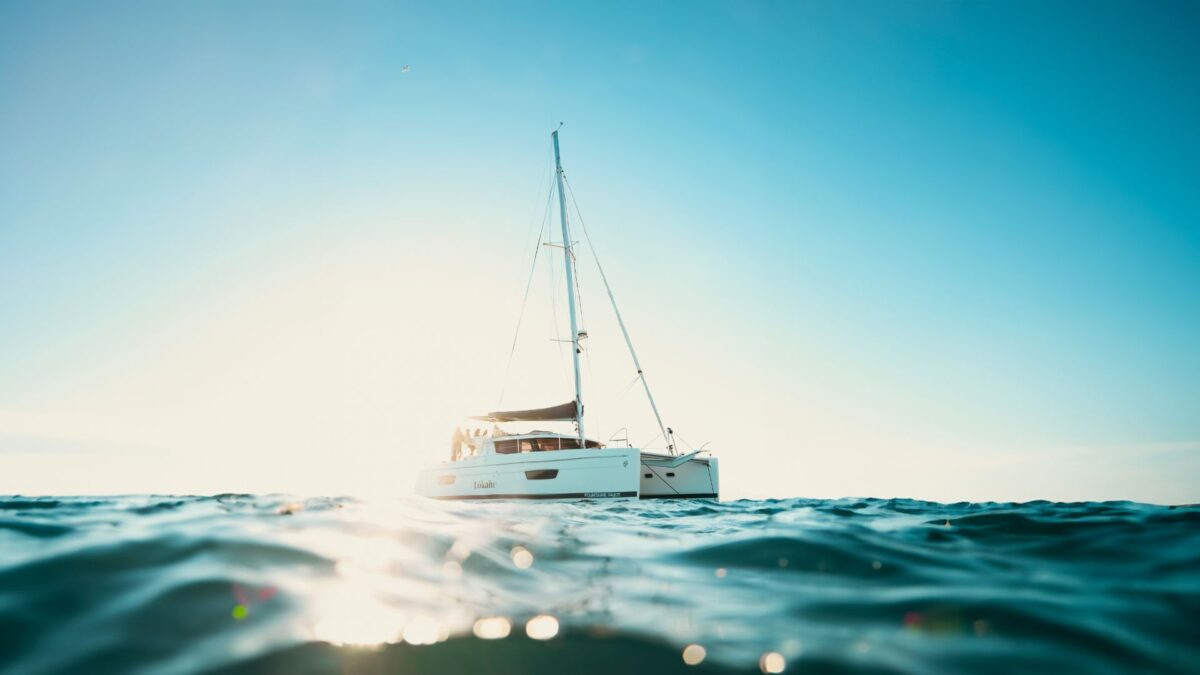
[1,495,1197,674]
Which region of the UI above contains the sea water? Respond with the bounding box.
[1,496,1197,674]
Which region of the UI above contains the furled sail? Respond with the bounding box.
[473,400,579,422]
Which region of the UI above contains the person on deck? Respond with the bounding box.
[450,427,464,461]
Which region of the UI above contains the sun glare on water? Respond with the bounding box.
[311,587,405,648]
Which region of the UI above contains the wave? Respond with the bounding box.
[0,496,1197,674]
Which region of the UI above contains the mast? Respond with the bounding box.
[552,130,586,448]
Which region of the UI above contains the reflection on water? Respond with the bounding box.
[0,495,1198,674]
[525,614,559,641]
[472,616,511,639]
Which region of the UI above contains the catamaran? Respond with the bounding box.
[415,130,719,501]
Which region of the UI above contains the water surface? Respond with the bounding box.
[1,496,1197,674]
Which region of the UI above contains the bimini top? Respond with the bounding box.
[471,400,578,423]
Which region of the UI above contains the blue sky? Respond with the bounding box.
[1,1,1197,501]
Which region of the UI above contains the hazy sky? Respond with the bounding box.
[2,1,1197,502]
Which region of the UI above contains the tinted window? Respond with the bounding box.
[494,437,604,453]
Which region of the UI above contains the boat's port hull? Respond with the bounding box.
[416,447,641,501]
[415,448,719,501]
[639,452,719,500]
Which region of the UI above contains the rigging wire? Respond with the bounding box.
[674,432,696,453]
[496,213,549,403]
[640,430,664,450]
[517,152,555,268]
[583,323,598,439]
[566,208,587,334]
[563,174,674,453]
[546,197,570,389]
[573,234,593,430]
[559,183,598,434]
[617,372,642,399]
[641,460,682,495]
[497,180,556,409]
[557,183,590,344]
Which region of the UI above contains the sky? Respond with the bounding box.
[1,0,1197,503]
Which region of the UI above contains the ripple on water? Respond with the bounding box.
[0,496,1196,675]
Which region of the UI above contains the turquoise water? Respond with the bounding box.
[1,496,1197,674]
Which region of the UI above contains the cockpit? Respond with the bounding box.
[449,399,602,461]
[449,426,602,461]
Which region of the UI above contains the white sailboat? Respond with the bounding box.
[415,130,719,501]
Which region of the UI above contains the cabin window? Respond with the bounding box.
[436,475,456,485]
[525,469,559,480]
[539,437,569,451]
[666,472,676,477]
[533,438,604,451]
[495,437,605,454]
[644,473,652,478]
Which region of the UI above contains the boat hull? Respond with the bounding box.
[416,447,641,501]
[639,452,719,500]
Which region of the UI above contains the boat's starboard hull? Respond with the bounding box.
[639,452,719,500]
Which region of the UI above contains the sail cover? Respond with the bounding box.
[474,400,579,422]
